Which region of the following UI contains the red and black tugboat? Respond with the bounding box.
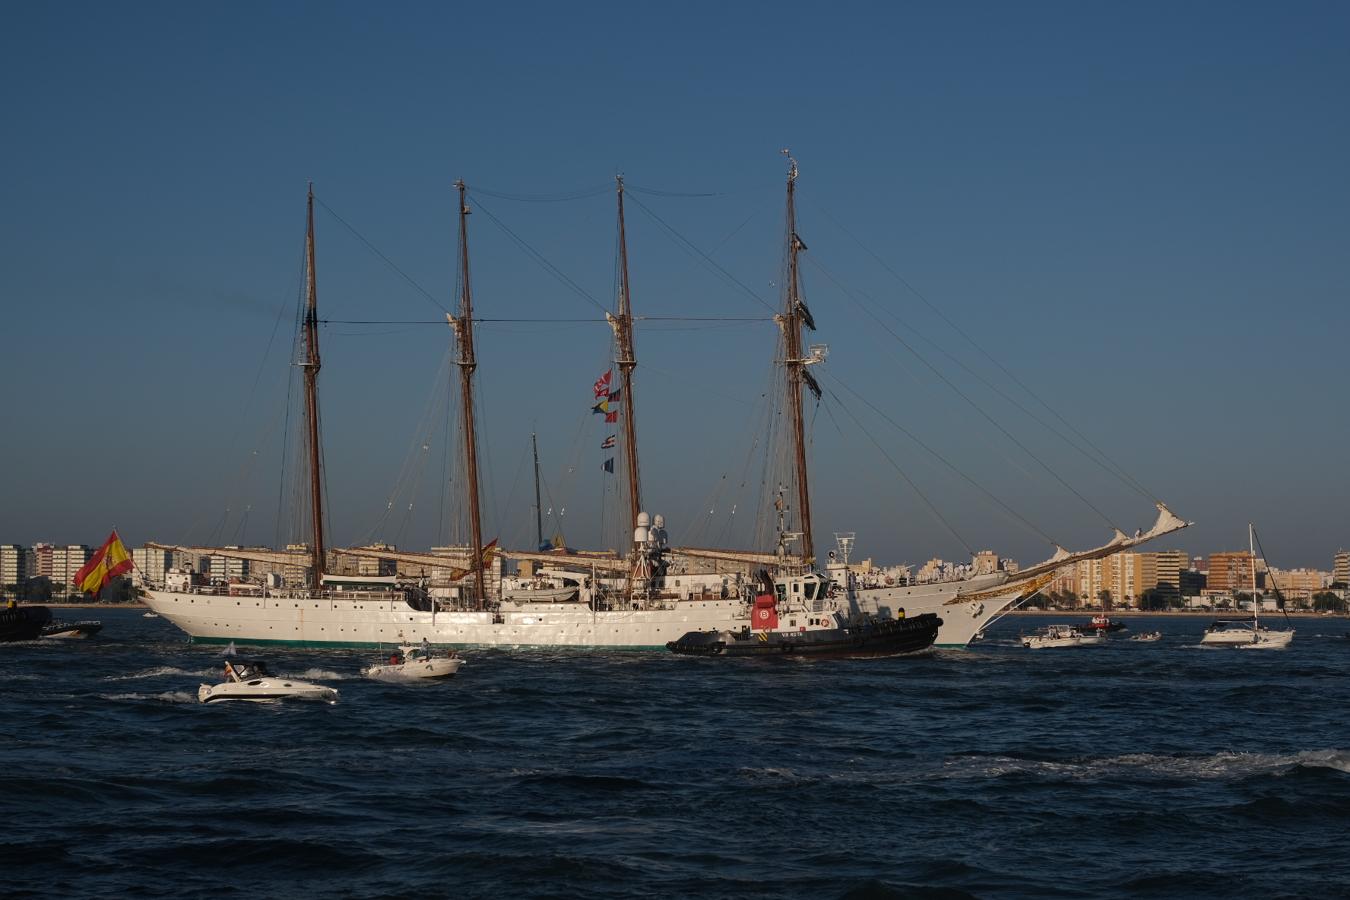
[667,571,941,659]
[1083,613,1127,634]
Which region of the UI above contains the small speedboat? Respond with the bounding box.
[142,611,159,618]
[41,620,103,639]
[363,644,464,681]
[1130,631,1162,642]
[197,659,338,703]
[1023,624,1100,649]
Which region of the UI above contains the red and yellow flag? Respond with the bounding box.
[74,531,133,596]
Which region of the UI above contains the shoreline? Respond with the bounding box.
[1008,608,1343,619]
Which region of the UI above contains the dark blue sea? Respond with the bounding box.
[4,609,1350,899]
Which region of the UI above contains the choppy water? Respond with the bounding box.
[4,609,1349,898]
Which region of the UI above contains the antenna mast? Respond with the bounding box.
[452,180,486,606]
[302,183,326,584]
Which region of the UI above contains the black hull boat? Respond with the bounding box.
[667,613,942,659]
[1,604,52,642]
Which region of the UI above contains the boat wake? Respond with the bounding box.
[940,748,1350,781]
[101,690,199,704]
[107,666,215,681]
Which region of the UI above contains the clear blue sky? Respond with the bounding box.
[2,1,1346,569]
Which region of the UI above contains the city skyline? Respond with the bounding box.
[3,4,1347,568]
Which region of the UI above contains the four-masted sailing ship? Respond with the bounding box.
[141,167,1189,649]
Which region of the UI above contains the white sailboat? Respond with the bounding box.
[1200,524,1294,649]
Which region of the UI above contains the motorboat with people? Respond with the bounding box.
[197,659,338,704]
[1084,614,1127,634]
[41,620,103,639]
[1022,624,1101,649]
[1129,631,1162,642]
[363,641,464,681]
[0,602,52,642]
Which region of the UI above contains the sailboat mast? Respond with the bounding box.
[613,176,642,534]
[781,158,814,566]
[1249,523,1259,626]
[453,180,486,606]
[532,432,543,550]
[302,183,326,584]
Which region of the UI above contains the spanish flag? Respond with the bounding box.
[75,531,134,596]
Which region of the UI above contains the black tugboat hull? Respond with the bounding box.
[667,613,942,659]
[0,605,53,642]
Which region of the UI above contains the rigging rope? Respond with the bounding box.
[821,370,1061,548]
[469,195,611,315]
[806,255,1123,534]
[623,191,778,315]
[810,200,1162,505]
[313,196,449,316]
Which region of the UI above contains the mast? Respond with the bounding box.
[452,180,486,606]
[1249,523,1259,626]
[780,155,814,566]
[302,183,326,583]
[611,176,642,535]
[532,432,543,550]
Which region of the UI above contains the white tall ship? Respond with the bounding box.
[143,170,1188,650]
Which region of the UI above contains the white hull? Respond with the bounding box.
[197,679,338,703]
[144,579,1027,650]
[364,656,464,681]
[1202,625,1294,647]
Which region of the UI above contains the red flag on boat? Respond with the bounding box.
[593,370,612,398]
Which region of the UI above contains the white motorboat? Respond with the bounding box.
[1022,624,1100,649]
[1130,631,1162,642]
[197,659,338,704]
[142,611,159,618]
[363,643,464,681]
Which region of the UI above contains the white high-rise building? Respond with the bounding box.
[133,547,174,588]
[1,545,29,598]
[50,545,92,596]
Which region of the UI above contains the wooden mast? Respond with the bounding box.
[781,156,814,566]
[302,183,326,584]
[532,432,544,550]
[452,180,486,606]
[612,176,642,534]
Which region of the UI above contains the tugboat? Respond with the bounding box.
[666,571,941,659]
[0,601,51,642]
[1084,614,1127,634]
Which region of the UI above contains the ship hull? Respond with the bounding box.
[143,590,751,650]
[144,581,1024,650]
[852,575,1026,648]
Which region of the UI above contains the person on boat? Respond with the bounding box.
[389,652,401,665]
[896,607,906,620]
[422,636,432,659]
